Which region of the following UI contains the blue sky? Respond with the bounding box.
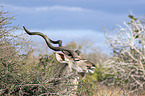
[1,0,145,54]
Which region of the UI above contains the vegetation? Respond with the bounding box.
[0,6,25,95]
[102,15,145,95]
[0,5,145,96]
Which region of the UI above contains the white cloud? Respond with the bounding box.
[2,3,89,12]
[35,6,87,12]
[35,7,49,11]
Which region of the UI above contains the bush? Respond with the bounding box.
[103,15,145,95]
[0,5,30,95]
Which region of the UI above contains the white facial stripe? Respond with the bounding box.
[86,70,89,73]
[82,59,88,61]
[91,67,96,69]
[88,70,95,73]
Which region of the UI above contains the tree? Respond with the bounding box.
[103,15,145,95]
[0,5,29,95]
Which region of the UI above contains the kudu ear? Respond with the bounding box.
[56,52,70,63]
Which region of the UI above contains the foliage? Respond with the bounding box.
[17,53,62,95]
[77,64,105,95]
[0,6,30,95]
[103,15,145,95]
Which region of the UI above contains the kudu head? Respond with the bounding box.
[23,26,96,78]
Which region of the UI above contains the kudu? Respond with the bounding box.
[23,26,96,95]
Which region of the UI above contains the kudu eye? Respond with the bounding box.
[75,59,80,61]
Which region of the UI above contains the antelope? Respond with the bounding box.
[23,26,96,95]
